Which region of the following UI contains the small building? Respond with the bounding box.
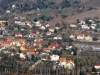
[50,55,60,61]
[81,25,90,30]
[84,35,93,41]
[70,24,77,28]
[34,21,42,27]
[15,33,23,38]
[0,20,8,28]
[92,64,100,74]
[59,57,75,70]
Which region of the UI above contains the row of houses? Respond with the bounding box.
[70,31,93,41]
[70,18,100,31]
[69,18,100,42]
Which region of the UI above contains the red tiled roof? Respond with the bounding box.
[35,38,44,44]
[49,42,60,48]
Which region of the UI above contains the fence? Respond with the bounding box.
[0,61,77,75]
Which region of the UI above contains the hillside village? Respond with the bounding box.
[0,0,100,75]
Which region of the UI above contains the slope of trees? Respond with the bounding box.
[0,0,79,12]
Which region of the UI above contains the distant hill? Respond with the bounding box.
[0,0,79,10]
[0,0,100,20]
[0,0,100,9]
[0,0,16,9]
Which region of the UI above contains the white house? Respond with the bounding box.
[81,25,90,30]
[15,21,26,26]
[53,36,62,40]
[88,19,95,24]
[6,10,11,13]
[49,28,55,33]
[19,53,26,59]
[40,26,46,30]
[91,23,97,27]
[34,21,42,27]
[70,24,77,28]
[84,35,93,41]
[50,55,59,61]
[70,34,75,39]
[45,24,50,27]
[26,22,32,28]
[79,20,86,25]
[15,33,23,38]
[91,25,96,30]
[46,32,52,36]
[55,27,60,30]
[77,34,85,40]
[12,4,16,9]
